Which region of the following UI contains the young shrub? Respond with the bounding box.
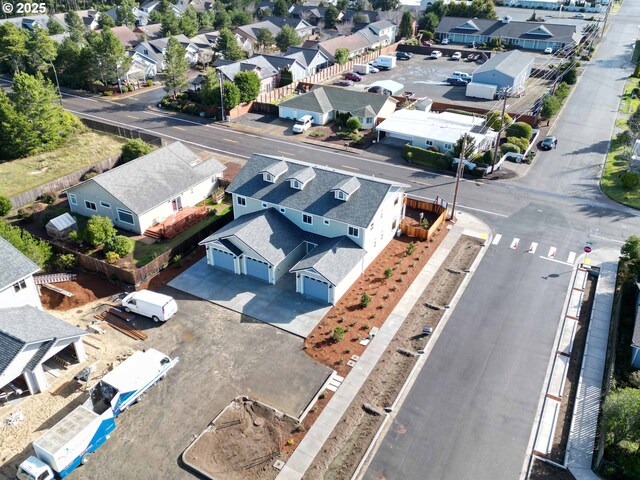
[421,218,430,230]
[55,253,77,270]
[319,390,326,399]
[86,216,116,246]
[105,251,120,263]
[384,267,393,279]
[40,191,58,204]
[500,142,521,156]
[172,254,183,266]
[406,242,415,255]
[506,121,533,140]
[360,292,372,308]
[506,136,529,153]
[332,326,345,342]
[621,170,640,189]
[294,423,305,432]
[104,235,134,257]
[121,139,154,163]
[0,196,12,216]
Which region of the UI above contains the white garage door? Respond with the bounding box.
[212,248,235,272]
[246,257,270,282]
[303,276,329,303]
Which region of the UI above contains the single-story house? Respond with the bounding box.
[435,15,581,52]
[278,86,397,129]
[0,237,41,310]
[309,33,373,62]
[0,306,87,396]
[376,109,496,153]
[199,155,408,304]
[216,54,307,93]
[472,50,534,91]
[65,142,225,235]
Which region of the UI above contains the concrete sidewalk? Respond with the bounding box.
[565,248,619,480]
[276,212,490,480]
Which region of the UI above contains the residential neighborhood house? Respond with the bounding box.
[278,86,398,129]
[0,237,41,310]
[199,155,408,304]
[65,142,225,235]
[435,16,582,52]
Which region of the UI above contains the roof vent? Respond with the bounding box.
[501,15,512,24]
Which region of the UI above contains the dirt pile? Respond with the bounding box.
[40,273,122,311]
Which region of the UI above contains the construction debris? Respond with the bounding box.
[33,273,77,285]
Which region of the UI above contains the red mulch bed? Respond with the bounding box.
[304,226,449,377]
[40,272,123,310]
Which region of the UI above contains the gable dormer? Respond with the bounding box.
[526,26,553,37]
[260,160,288,183]
[332,177,360,201]
[455,20,479,31]
[286,166,315,190]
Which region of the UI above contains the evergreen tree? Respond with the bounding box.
[275,25,301,52]
[116,0,138,28]
[161,36,189,97]
[86,29,131,85]
[0,23,27,73]
[324,5,340,29]
[216,28,246,61]
[161,9,182,36]
[180,6,200,37]
[419,12,439,32]
[214,9,231,29]
[399,10,414,38]
[47,17,65,35]
[24,28,57,74]
[199,67,220,106]
[273,0,289,17]
[234,71,261,103]
[97,13,116,30]
[197,10,215,29]
[0,91,37,159]
[65,11,86,42]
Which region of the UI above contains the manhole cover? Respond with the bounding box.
[254,417,265,427]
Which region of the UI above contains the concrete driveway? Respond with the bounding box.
[168,258,331,337]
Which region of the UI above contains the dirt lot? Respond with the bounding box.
[40,273,122,311]
[304,235,485,479]
[184,398,303,480]
[529,458,576,479]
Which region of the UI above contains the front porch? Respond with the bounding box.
[144,206,208,240]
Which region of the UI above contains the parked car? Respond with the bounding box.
[336,79,354,87]
[575,12,585,18]
[396,51,413,60]
[447,77,468,86]
[539,136,558,150]
[292,115,313,134]
[421,40,433,47]
[441,38,449,45]
[466,42,476,48]
[430,50,443,59]
[544,47,553,54]
[343,72,362,82]
[367,86,392,95]
[451,52,462,61]
[368,65,380,73]
[451,71,472,81]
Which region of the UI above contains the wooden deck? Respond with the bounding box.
[144,206,208,240]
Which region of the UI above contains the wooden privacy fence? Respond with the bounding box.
[52,210,234,286]
[10,157,120,209]
[400,197,448,241]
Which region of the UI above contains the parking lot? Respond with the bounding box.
[3,287,332,480]
[331,52,553,114]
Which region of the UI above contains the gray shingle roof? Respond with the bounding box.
[200,208,319,265]
[0,306,87,377]
[287,166,315,184]
[260,160,289,177]
[291,236,366,285]
[284,47,328,68]
[473,50,534,79]
[0,237,40,292]
[435,16,579,46]
[226,154,407,228]
[67,142,225,216]
[333,177,361,195]
[278,86,396,118]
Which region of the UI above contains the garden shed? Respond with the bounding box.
[46,212,78,239]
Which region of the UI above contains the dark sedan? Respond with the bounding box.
[396,51,413,60]
[539,136,558,150]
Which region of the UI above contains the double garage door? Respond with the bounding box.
[246,257,270,282]
[303,276,330,303]
[211,248,235,272]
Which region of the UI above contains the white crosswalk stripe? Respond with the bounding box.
[567,252,576,264]
[528,242,538,254]
[492,234,502,245]
[510,238,520,250]
[548,247,557,258]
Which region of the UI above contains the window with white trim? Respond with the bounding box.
[303,214,312,225]
[291,180,301,189]
[13,279,26,293]
[425,140,433,146]
[264,173,274,183]
[237,196,246,206]
[69,194,77,206]
[444,143,453,150]
[348,226,359,238]
[117,209,135,225]
[335,190,346,201]
[100,201,111,209]
[85,200,97,211]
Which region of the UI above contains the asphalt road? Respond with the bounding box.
[20,4,640,476]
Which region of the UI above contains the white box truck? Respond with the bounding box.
[465,82,497,100]
[371,55,396,70]
[353,63,371,75]
[17,349,178,480]
[121,289,178,322]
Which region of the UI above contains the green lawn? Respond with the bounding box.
[133,205,231,267]
[620,78,640,115]
[0,132,125,198]
[601,136,640,208]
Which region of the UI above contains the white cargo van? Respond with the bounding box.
[121,290,178,322]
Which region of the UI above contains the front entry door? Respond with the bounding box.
[171,197,183,212]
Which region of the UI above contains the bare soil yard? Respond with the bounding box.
[304,235,485,479]
[40,273,122,310]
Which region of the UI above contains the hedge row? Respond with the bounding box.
[402,145,452,171]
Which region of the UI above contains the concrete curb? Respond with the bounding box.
[275,213,491,480]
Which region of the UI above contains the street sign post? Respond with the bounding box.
[584,245,592,253]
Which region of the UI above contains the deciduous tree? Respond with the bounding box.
[273,0,289,17]
[255,27,275,52]
[334,47,349,65]
[275,25,301,52]
[161,36,189,97]
[234,71,261,103]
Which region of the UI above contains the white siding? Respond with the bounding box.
[274,242,307,282]
[333,259,366,304]
[0,275,41,310]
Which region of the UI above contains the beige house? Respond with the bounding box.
[65,142,225,235]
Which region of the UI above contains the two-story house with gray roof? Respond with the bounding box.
[65,142,225,235]
[0,237,41,310]
[199,155,408,304]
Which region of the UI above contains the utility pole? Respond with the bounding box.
[601,1,612,38]
[491,88,509,168]
[450,134,467,221]
[218,73,225,122]
[49,60,63,106]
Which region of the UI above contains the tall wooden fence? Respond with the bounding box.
[52,210,234,286]
[9,157,120,209]
[400,197,448,241]
[80,118,165,146]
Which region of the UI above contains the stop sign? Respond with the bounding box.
[584,246,592,253]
